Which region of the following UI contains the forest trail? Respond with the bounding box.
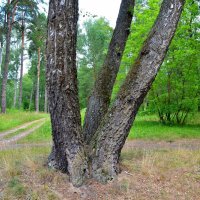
[0,118,46,149]
[1,136,200,151]
[0,118,45,139]
[123,139,200,151]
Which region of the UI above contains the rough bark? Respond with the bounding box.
[44,85,48,112]
[46,0,88,186]
[13,77,18,108]
[83,0,135,143]
[29,86,33,111]
[1,0,18,113]
[91,0,185,183]
[1,0,12,113]
[0,45,2,70]
[18,14,25,109]
[35,47,40,112]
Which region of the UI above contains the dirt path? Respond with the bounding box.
[0,118,45,139]
[1,138,200,152]
[0,118,199,151]
[0,119,46,148]
[124,139,200,151]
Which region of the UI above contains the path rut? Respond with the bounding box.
[0,118,46,149]
[0,118,45,139]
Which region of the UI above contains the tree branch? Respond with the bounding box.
[91,0,185,183]
[83,0,135,144]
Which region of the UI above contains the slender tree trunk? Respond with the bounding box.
[13,76,18,108]
[19,14,25,109]
[83,0,135,143]
[44,54,48,113]
[44,85,47,112]
[36,47,40,112]
[91,0,185,183]
[167,71,171,122]
[1,0,17,113]
[0,16,4,75]
[0,44,2,72]
[46,0,88,186]
[1,1,12,113]
[29,86,33,111]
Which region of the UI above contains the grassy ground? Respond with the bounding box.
[16,111,200,143]
[0,146,199,199]
[0,110,48,132]
[128,113,200,140]
[0,111,200,199]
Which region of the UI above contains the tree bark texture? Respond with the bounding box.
[1,0,12,113]
[47,0,184,187]
[44,85,48,112]
[29,86,33,111]
[1,0,18,113]
[0,46,2,70]
[13,77,18,108]
[19,15,25,109]
[36,47,40,112]
[91,0,185,183]
[83,0,135,143]
[46,0,88,186]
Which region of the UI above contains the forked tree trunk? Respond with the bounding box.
[35,47,40,112]
[91,0,185,183]
[83,0,135,143]
[46,0,88,186]
[47,0,184,187]
[19,15,25,109]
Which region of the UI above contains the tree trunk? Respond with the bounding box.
[19,14,25,109]
[1,1,12,113]
[13,76,18,108]
[91,0,185,183]
[29,86,33,111]
[1,0,18,113]
[36,47,40,112]
[83,0,135,143]
[46,0,88,186]
[0,44,2,71]
[44,84,48,112]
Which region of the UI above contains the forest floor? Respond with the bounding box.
[0,113,200,199]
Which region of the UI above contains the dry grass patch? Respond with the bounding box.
[0,146,200,199]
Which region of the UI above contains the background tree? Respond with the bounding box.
[15,0,38,109]
[0,0,42,113]
[148,0,200,124]
[1,0,18,113]
[27,13,47,112]
[77,17,112,108]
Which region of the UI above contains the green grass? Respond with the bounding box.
[0,110,49,132]
[128,113,200,140]
[8,110,200,143]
